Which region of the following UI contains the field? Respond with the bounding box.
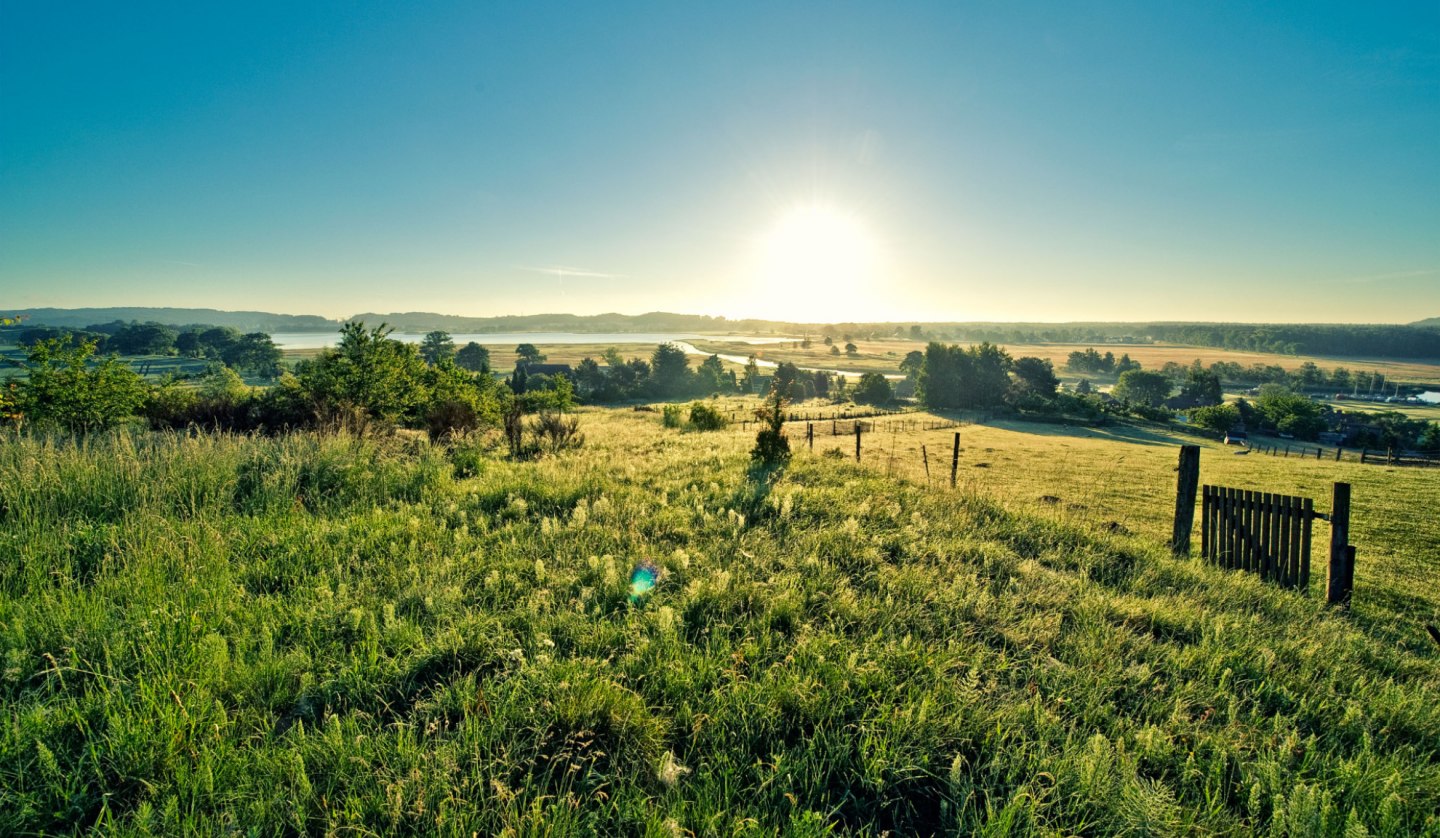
[685,338,1440,387]
[2,405,1437,835]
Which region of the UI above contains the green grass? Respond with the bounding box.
[1,410,1437,835]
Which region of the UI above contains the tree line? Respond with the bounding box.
[13,321,283,378]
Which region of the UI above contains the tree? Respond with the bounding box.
[296,322,430,426]
[822,335,833,346]
[456,342,491,373]
[829,345,840,356]
[1254,385,1326,440]
[1178,362,1222,406]
[742,355,761,393]
[1112,369,1173,407]
[14,338,147,432]
[516,343,546,365]
[1189,403,1240,434]
[1010,356,1059,399]
[696,354,729,393]
[853,372,893,405]
[1075,379,1093,395]
[844,342,858,357]
[421,331,456,365]
[900,350,925,379]
[109,323,178,355]
[649,342,692,397]
[751,384,790,467]
[223,333,283,379]
[772,362,803,398]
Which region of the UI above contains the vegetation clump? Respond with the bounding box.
[750,385,791,467]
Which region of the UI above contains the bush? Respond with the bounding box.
[16,338,147,432]
[688,402,728,431]
[853,372,893,405]
[751,386,791,467]
[530,411,584,453]
[662,404,683,428]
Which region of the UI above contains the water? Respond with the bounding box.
[1419,391,1440,405]
[269,331,797,351]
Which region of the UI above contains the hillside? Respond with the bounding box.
[1,409,1436,834]
[1414,316,1440,329]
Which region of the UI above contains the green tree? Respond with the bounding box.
[853,372,893,405]
[900,350,924,379]
[649,343,693,397]
[15,338,147,432]
[1254,385,1326,440]
[1112,369,1173,407]
[751,384,790,467]
[297,322,430,426]
[1178,362,1222,406]
[455,342,491,373]
[222,333,283,379]
[421,331,456,365]
[844,342,858,357]
[829,344,840,356]
[742,355,761,393]
[109,323,178,355]
[516,343,546,365]
[1189,403,1240,434]
[1010,356,1059,399]
[696,354,729,393]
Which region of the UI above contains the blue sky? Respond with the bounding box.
[2,2,1437,323]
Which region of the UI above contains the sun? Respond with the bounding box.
[752,204,879,320]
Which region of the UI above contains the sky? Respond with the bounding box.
[2,1,1438,324]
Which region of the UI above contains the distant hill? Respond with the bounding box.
[10,307,339,333]
[1412,316,1440,329]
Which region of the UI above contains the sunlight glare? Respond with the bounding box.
[753,204,879,320]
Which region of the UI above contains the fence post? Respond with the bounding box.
[1171,445,1201,557]
[1326,482,1353,607]
[1334,447,1342,462]
[950,431,960,488]
[807,423,813,451]
[855,423,862,462]
[922,445,930,485]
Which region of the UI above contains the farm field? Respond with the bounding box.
[1,406,1437,834]
[686,338,1440,387]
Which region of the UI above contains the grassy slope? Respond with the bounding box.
[0,411,1437,835]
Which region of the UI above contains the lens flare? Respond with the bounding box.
[629,560,660,603]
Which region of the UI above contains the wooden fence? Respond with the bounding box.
[1199,486,1316,590]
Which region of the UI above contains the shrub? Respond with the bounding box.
[530,411,584,453]
[16,338,147,432]
[688,402,728,431]
[661,404,683,428]
[751,386,791,467]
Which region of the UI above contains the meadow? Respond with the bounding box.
[1,404,1437,835]
[683,338,1440,388]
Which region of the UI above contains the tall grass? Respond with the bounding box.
[0,415,1436,835]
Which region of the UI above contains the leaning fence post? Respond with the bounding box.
[1326,482,1353,607]
[1171,445,1201,556]
[922,444,931,485]
[950,431,960,488]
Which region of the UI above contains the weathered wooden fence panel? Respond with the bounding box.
[1201,485,1316,591]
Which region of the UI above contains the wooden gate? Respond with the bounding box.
[1200,486,1316,590]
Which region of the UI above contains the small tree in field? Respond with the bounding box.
[751,384,791,467]
[16,338,147,432]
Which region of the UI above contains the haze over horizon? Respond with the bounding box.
[3,3,1438,324]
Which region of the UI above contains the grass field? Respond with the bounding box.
[2,406,1437,835]
[685,338,1440,387]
